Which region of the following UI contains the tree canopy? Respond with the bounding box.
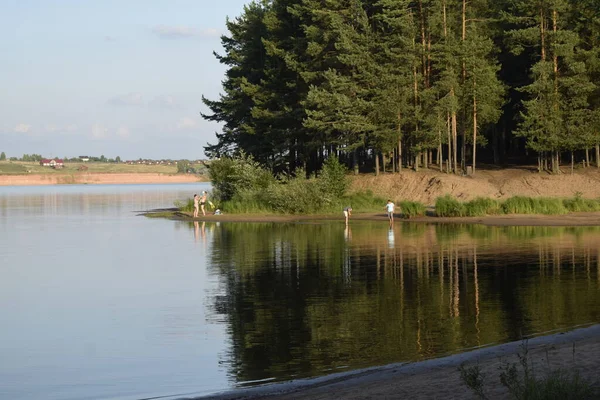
[203,0,600,175]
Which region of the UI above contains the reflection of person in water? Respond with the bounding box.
[387,226,395,249]
[344,224,352,242]
[194,221,207,244]
[194,220,200,241]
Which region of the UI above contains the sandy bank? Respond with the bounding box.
[0,173,202,186]
[351,167,600,204]
[196,324,600,400]
[166,211,600,227]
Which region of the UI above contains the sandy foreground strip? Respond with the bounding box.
[195,325,600,400]
[0,173,201,186]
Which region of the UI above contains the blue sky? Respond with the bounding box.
[0,0,250,160]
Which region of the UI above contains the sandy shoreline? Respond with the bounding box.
[193,324,600,400]
[0,173,202,186]
[161,210,600,227]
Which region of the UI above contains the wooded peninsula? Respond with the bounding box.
[202,0,600,176]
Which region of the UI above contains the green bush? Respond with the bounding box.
[399,200,426,219]
[563,194,600,212]
[319,155,349,199]
[344,191,387,212]
[435,195,466,217]
[501,196,567,215]
[208,153,275,202]
[174,198,194,212]
[264,173,326,214]
[464,197,501,216]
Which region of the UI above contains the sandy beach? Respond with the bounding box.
[198,325,600,400]
[0,172,202,186]
[167,210,600,227]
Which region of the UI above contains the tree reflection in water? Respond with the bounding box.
[199,222,600,387]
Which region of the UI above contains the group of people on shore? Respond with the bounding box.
[194,191,395,224]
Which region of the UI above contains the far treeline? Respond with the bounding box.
[202,0,600,175]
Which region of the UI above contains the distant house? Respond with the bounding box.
[79,156,90,162]
[40,159,64,168]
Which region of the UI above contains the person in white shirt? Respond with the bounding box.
[385,200,395,223]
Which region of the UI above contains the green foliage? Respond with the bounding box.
[174,199,194,213]
[464,198,501,217]
[562,193,600,212]
[435,195,467,217]
[343,191,387,213]
[208,154,275,202]
[0,152,5,161]
[319,156,349,200]
[177,160,192,174]
[501,197,567,215]
[459,364,487,399]
[399,201,426,219]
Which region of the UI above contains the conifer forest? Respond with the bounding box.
[202,0,600,175]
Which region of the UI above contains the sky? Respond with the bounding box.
[0,0,250,160]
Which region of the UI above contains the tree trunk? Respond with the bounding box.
[452,110,458,174]
[596,144,600,169]
[414,154,420,172]
[461,0,467,175]
[585,148,590,168]
[472,86,477,175]
[571,151,574,174]
[438,128,443,172]
[375,151,380,176]
[447,113,452,173]
[398,137,403,172]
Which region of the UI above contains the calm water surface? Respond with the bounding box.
[1,184,599,400]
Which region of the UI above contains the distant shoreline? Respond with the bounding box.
[0,173,204,186]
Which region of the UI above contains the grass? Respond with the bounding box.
[399,200,427,219]
[502,196,567,215]
[459,342,598,400]
[464,197,501,216]
[563,193,600,212]
[436,195,466,217]
[435,195,600,218]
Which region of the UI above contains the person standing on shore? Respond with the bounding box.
[343,206,352,226]
[200,191,208,216]
[385,199,395,224]
[193,194,199,218]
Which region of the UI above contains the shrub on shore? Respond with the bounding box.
[399,200,426,219]
[460,342,597,400]
[436,195,466,217]
[464,197,501,216]
[563,193,600,212]
[502,196,567,215]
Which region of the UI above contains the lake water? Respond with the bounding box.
[1,184,599,400]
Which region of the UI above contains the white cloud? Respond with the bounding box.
[152,25,221,39]
[44,124,79,134]
[108,92,145,107]
[149,95,181,110]
[176,117,197,130]
[116,126,130,138]
[14,123,32,133]
[91,124,109,139]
